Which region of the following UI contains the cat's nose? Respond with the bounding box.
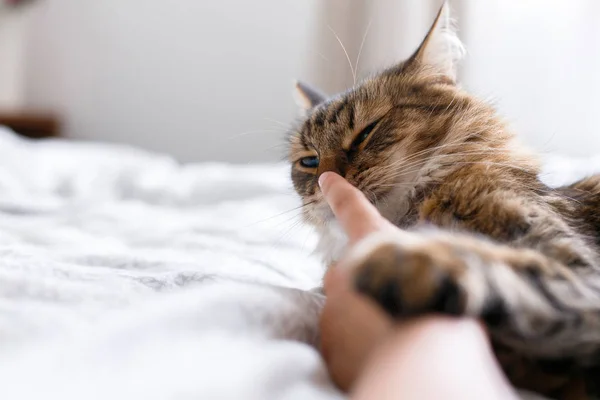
[317,156,338,176]
[317,156,346,179]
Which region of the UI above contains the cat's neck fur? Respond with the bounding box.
[314,109,539,266]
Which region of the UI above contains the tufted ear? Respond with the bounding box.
[408,1,465,81]
[293,80,327,115]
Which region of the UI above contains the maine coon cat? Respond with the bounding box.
[288,2,600,399]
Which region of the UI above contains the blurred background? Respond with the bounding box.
[0,0,599,163]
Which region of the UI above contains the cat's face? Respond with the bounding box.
[290,70,461,226]
[289,3,470,229]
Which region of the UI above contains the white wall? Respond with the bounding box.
[460,0,600,157]
[22,0,320,162]
[0,9,28,109]
[13,0,600,161]
[354,0,600,157]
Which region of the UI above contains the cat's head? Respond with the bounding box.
[288,3,517,230]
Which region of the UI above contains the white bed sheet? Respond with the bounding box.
[0,127,338,400]
[1,127,599,400]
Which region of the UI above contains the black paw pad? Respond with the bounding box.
[430,276,464,315]
[355,267,403,316]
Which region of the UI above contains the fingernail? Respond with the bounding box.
[318,172,333,191]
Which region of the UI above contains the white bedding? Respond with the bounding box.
[0,127,338,400]
[1,126,599,400]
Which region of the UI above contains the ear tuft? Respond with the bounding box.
[293,80,327,115]
[412,2,465,81]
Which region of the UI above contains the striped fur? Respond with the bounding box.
[288,2,600,399]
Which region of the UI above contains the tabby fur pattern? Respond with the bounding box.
[288,2,600,399]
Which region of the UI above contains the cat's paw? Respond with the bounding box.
[345,232,470,317]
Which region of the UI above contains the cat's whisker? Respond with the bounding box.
[245,200,316,227]
[262,142,288,151]
[261,144,290,159]
[374,154,531,186]
[442,90,461,115]
[310,50,331,63]
[278,153,291,162]
[372,168,546,195]
[354,19,372,84]
[445,161,530,173]
[300,224,315,254]
[264,117,292,129]
[383,135,499,169]
[271,212,306,232]
[272,218,306,249]
[327,25,356,87]
[376,148,514,179]
[227,129,283,141]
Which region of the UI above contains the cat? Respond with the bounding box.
[288,2,600,399]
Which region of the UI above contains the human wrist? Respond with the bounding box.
[352,317,518,400]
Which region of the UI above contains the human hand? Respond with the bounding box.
[317,172,518,399]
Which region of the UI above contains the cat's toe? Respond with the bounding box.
[349,236,467,317]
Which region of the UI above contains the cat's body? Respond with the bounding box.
[288,3,600,399]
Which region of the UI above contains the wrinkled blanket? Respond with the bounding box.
[0,126,598,400]
[0,127,338,400]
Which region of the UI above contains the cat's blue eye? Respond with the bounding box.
[351,120,379,151]
[299,156,319,169]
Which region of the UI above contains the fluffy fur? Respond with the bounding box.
[288,2,600,399]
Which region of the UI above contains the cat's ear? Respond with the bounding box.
[293,80,327,115]
[408,1,465,81]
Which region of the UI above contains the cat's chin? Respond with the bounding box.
[374,186,412,226]
[309,189,409,266]
[310,202,335,222]
[314,219,348,266]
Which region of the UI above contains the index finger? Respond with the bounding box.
[318,172,391,243]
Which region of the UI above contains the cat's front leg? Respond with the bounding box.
[344,229,600,362]
[345,229,476,317]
